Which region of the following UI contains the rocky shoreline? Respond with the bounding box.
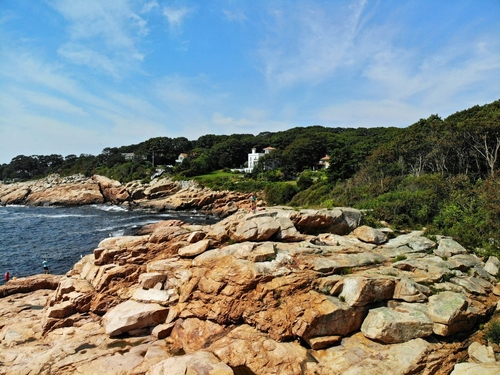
[1,176,500,374]
[0,174,254,218]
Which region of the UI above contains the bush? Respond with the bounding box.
[485,320,500,344]
[297,174,313,191]
[264,183,299,205]
[290,180,336,207]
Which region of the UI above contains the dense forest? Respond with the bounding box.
[1,99,499,257]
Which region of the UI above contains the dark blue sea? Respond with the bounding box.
[0,205,216,284]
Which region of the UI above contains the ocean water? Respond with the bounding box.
[0,205,216,284]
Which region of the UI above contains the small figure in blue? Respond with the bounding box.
[42,259,50,274]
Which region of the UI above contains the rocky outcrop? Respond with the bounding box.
[1,208,500,375]
[92,175,130,204]
[0,274,61,298]
[0,175,257,217]
[0,174,103,206]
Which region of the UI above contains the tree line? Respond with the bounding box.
[2,99,498,183]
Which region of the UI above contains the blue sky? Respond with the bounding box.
[1,0,499,164]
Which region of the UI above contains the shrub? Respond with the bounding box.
[264,183,299,205]
[297,174,313,191]
[485,321,500,344]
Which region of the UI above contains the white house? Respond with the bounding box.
[121,153,135,160]
[318,155,330,169]
[175,153,188,164]
[245,147,275,173]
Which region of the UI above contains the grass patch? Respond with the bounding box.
[338,267,353,275]
[392,254,407,262]
[441,272,454,282]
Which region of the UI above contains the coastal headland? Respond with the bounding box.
[1,175,500,374]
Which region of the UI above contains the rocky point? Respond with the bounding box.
[1,202,500,374]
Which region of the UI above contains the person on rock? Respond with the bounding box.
[42,259,49,274]
[4,272,9,282]
[250,193,257,213]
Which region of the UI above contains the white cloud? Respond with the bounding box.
[58,43,120,78]
[212,112,251,127]
[362,36,500,109]
[15,89,87,116]
[141,1,159,14]
[155,74,216,107]
[258,0,369,88]
[163,7,191,29]
[223,9,247,23]
[49,0,150,76]
[1,50,81,96]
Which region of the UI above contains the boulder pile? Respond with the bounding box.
[1,207,500,375]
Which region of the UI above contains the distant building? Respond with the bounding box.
[318,155,330,169]
[122,153,135,160]
[245,147,275,173]
[176,153,188,164]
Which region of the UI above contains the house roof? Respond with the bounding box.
[320,155,330,161]
[263,146,276,150]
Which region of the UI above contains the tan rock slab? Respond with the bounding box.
[352,225,387,244]
[393,276,430,302]
[178,239,211,257]
[450,362,500,375]
[484,256,500,276]
[426,291,467,325]
[146,351,233,375]
[208,324,308,375]
[468,341,496,363]
[310,332,433,375]
[361,306,434,344]
[169,317,226,354]
[292,292,366,341]
[340,276,395,306]
[102,300,169,336]
[139,272,168,289]
[435,238,468,258]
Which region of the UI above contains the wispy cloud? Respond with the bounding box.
[57,43,120,78]
[49,0,150,76]
[15,89,87,116]
[222,9,247,23]
[141,1,159,14]
[163,7,192,30]
[362,34,500,108]
[212,112,251,127]
[155,74,214,107]
[258,0,369,88]
[2,50,81,96]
